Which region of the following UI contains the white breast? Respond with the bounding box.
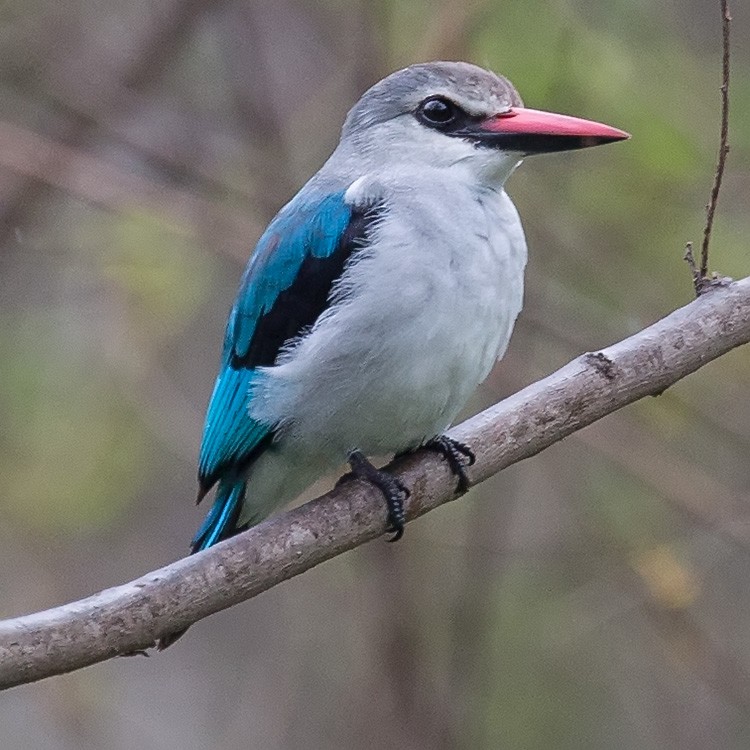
[249,170,528,459]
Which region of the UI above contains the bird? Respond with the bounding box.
[158,61,628,648]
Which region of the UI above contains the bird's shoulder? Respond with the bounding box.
[227,186,378,369]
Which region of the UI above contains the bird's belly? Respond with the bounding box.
[250,188,527,459]
[273,310,502,455]
[254,266,520,457]
[318,328,491,453]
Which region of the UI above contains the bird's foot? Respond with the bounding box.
[347,450,409,542]
[425,435,475,493]
[335,470,355,488]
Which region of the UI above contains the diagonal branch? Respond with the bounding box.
[1,277,749,690]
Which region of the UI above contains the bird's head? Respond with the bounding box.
[339,61,628,185]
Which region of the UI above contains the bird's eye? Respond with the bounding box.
[417,96,459,127]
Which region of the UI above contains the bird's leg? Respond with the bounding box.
[347,450,410,542]
[424,435,475,493]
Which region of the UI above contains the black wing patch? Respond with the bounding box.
[230,205,376,370]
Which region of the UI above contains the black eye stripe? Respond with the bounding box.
[414,96,479,133]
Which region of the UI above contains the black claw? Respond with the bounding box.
[347,450,410,541]
[335,471,355,488]
[386,526,404,543]
[425,435,475,492]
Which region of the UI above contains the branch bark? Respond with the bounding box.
[1,277,749,690]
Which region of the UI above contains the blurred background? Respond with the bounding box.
[1,0,749,747]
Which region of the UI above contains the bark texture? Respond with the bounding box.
[1,277,749,690]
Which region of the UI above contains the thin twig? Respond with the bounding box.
[687,0,732,295]
[702,0,732,278]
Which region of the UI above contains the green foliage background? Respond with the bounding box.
[1,1,749,748]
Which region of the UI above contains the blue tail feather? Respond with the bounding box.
[191,479,247,553]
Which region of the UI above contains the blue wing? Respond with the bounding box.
[197,188,370,500]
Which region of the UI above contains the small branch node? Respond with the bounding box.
[585,351,617,380]
[684,243,733,295]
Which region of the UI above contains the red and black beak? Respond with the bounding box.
[463,107,629,154]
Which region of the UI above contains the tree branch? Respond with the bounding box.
[1,278,749,690]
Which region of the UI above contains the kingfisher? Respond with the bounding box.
[158,62,627,647]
